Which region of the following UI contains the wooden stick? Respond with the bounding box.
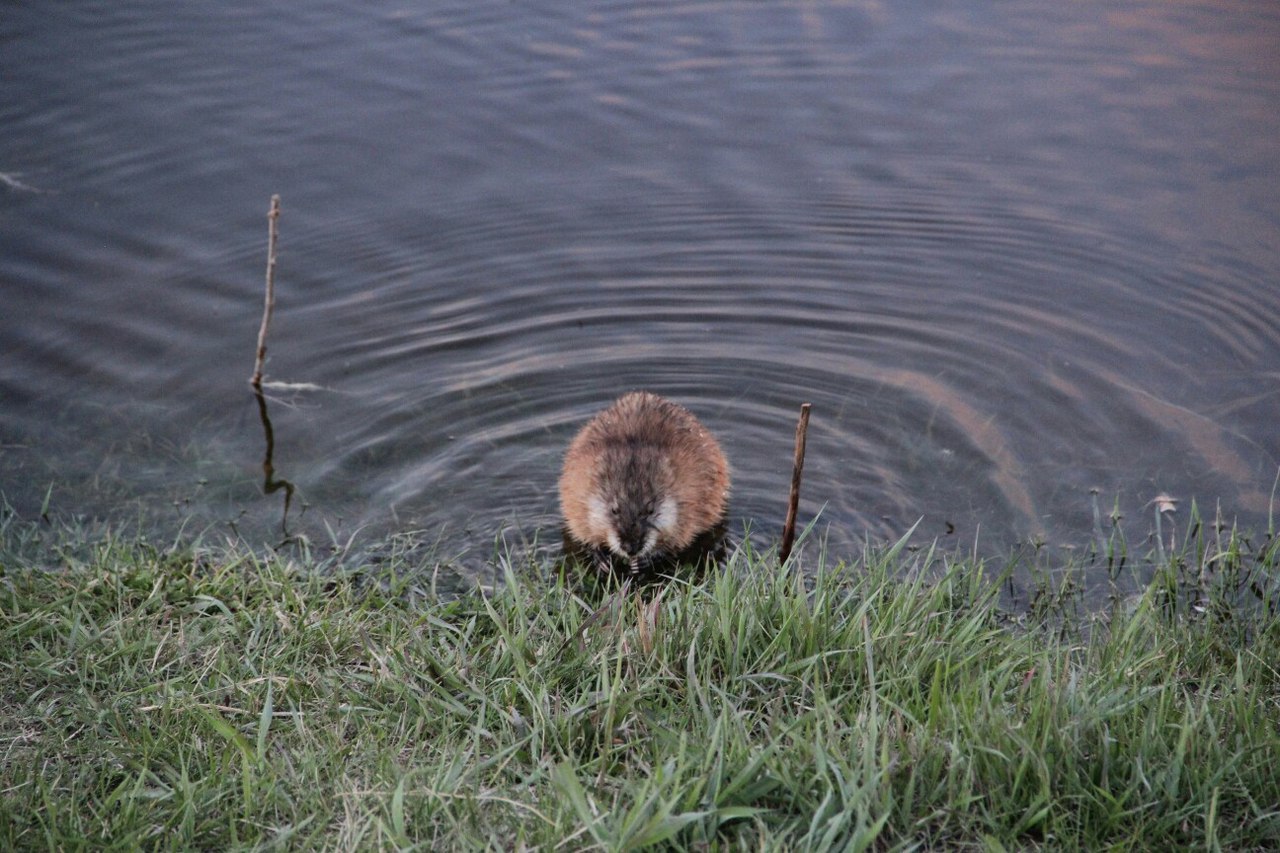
[251,195,281,389]
[779,403,812,565]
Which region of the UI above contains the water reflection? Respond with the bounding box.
[252,388,295,536]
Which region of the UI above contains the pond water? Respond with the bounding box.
[3,0,1278,589]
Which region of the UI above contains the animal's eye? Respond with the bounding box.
[610,503,621,517]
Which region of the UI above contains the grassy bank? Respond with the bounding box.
[1,510,1278,851]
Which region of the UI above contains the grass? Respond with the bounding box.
[1,505,1279,851]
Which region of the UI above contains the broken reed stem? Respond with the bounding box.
[251,194,281,389]
[779,402,812,565]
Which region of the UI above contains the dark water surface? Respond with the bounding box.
[3,1,1278,585]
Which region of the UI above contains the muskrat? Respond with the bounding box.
[559,391,730,577]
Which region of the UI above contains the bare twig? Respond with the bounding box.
[251,195,281,389]
[779,403,812,565]
[246,195,294,531]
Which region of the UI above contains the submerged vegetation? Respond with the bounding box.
[1,503,1278,850]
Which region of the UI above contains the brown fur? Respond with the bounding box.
[559,392,730,567]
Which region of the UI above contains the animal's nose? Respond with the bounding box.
[621,530,647,556]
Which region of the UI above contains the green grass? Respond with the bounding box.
[1,507,1279,851]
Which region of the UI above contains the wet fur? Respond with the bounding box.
[559,392,730,577]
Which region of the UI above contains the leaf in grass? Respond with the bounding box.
[629,810,710,846]
[255,680,273,764]
[196,705,252,761]
[390,775,407,840]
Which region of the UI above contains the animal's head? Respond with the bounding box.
[588,442,679,564]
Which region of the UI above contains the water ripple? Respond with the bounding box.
[2,0,1276,575]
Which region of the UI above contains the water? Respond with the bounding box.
[3,1,1278,587]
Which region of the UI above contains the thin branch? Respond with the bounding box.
[779,402,812,565]
[251,194,281,389]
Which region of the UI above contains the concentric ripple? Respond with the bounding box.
[1,0,1277,586]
